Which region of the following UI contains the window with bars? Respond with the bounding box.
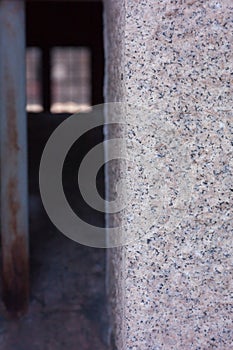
[26,47,42,112]
[26,47,91,114]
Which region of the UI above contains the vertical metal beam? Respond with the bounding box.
[0,0,29,316]
[91,46,104,105]
[42,46,51,112]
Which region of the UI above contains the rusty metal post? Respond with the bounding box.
[0,0,29,316]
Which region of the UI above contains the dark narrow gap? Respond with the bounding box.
[14,1,109,349]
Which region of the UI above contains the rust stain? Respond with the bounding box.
[7,176,20,236]
[2,235,29,317]
[4,70,20,153]
[1,178,29,316]
[2,1,23,37]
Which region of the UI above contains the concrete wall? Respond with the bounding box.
[104,0,233,349]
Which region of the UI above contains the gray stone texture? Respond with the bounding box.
[104,0,233,349]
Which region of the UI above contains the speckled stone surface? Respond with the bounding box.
[104,0,233,349]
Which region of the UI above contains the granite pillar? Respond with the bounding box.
[104,1,233,349]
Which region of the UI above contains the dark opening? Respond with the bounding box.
[26,1,104,111]
[24,2,108,349]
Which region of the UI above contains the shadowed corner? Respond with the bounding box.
[0,1,110,349]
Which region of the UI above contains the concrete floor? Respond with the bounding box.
[0,114,109,350]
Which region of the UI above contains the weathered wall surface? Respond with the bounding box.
[105,0,233,349]
[104,1,126,348]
